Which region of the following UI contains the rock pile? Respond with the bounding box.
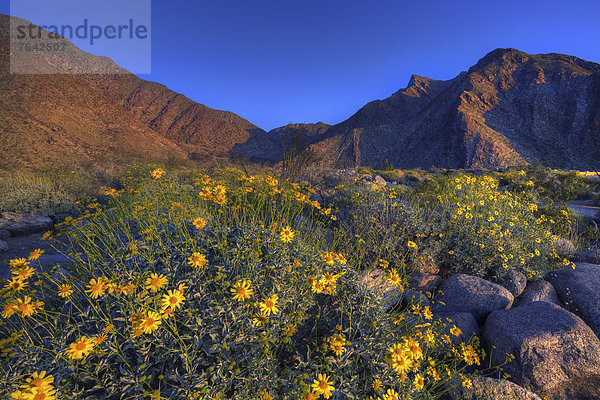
[364,262,600,400]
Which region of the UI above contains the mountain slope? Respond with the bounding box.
[0,14,277,171]
[308,48,600,170]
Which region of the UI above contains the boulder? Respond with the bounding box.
[373,175,387,186]
[546,263,600,338]
[497,269,527,297]
[434,274,513,322]
[0,212,53,236]
[408,272,442,293]
[436,311,480,345]
[0,229,9,240]
[448,376,541,400]
[0,239,7,253]
[484,301,600,399]
[360,268,403,312]
[513,280,562,308]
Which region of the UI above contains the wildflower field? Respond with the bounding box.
[1,164,598,399]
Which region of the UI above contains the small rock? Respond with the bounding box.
[434,274,514,323]
[513,279,562,308]
[447,376,542,400]
[554,237,576,257]
[497,269,527,297]
[374,175,387,186]
[408,272,442,293]
[484,301,600,399]
[0,229,9,240]
[0,239,7,253]
[361,268,396,293]
[0,212,53,236]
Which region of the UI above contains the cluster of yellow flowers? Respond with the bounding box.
[198,178,228,206]
[2,254,45,319]
[229,280,282,327]
[321,251,347,265]
[10,370,56,400]
[452,342,481,366]
[385,337,424,382]
[253,294,279,327]
[309,272,344,295]
[129,286,186,338]
[324,333,351,356]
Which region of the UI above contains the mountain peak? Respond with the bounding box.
[470,48,530,72]
[407,74,434,87]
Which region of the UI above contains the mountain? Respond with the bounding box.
[2,14,599,172]
[0,14,278,171]
[267,122,330,152]
[307,48,600,170]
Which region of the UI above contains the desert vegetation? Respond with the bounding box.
[0,163,598,399]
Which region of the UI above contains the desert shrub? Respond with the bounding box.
[413,173,571,280]
[356,167,374,175]
[0,170,78,220]
[0,166,500,400]
[374,170,405,184]
[329,182,443,272]
[498,167,598,202]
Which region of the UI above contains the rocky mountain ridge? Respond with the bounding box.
[302,48,600,170]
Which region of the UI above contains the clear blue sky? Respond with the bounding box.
[4,0,600,131]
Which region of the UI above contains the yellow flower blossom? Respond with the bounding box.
[311,373,335,399]
[230,279,253,302]
[259,294,279,316]
[66,336,95,359]
[145,273,168,292]
[187,252,208,269]
[279,226,295,243]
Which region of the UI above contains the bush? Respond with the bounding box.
[0,171,78,220]
[413,173,571,280]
